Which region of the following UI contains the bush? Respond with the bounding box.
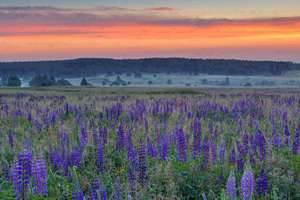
[29,75,55,87]
[7,75,21,87]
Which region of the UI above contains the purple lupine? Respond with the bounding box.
[292,125,299,154]
[202,136,210,168]
[116,124,125,150]
[31,156,48,196]
[256,131,266,161]
[256,169,268,195]
[192,119,201,158]
[241,167,255,200]
[69,148,82,168]
[127,164,136,196]
[96,142,105,173]
[210,142,217,164]
[229,147,236,165]
[112,178,122,200]
[88,179,101,200]
[219,139,226,164]
[72,189,84,200]
[159,135,169,161]
[226,170,236,200]
[147,137,157,159]
[79,125,88,147]
[8,131,14,148]
[137,141,147,187]
[176,128,187,162]
[284,125,291,146]
[12,151,31,200]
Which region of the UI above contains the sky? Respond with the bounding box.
[0,1,300,62]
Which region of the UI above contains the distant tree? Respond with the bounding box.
[148,80,153,85]
[201,79,208,85]
[55,79,73,86]
[80,78,91,86]
[167,79,173,85]
[7,75,21,87]
[225,77,230,85]
[29,75,55,87]
[243,83,252,87]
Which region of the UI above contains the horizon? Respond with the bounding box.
[0,56,299,64]
[1,1,300,62]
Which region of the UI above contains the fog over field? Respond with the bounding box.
[18,73,300,88]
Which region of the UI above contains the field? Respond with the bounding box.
[0,87,299,200]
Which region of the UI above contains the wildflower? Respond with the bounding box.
[226,170,236,200]
[256,169,268,195]
[240,167,254,200]
[31,156,48,196]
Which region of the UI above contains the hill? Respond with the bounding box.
[0,58,299,77]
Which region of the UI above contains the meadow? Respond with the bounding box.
[0,87,299,200]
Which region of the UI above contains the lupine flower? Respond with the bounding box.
[292,125,299,154]
[256,131,266,161]
[159,135,169,161]
[31,156,48,196]
[210,142,217,164]
[256,169,268,195]
[79,125,88,147]
[72,189,84,200]
[97,142,105,173]
[12,151,31,200]
[219,139,226,164]
[116,124,125,150]
[202,136,210,168]
[192,119,201,158]
[69,148,82,168]
[147,137,157,159]
[226,170,236,200]
[176,128,187,162]
[112,178,122,200]
[137,141,147,187]
[229,147,236,165]
[241,167,254,200]
[284,125,290,146]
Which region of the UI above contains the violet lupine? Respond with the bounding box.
[72,189,84,200]
[284,125,291,146]
[96,142,105,173]
[240,167,255,200]
[176,128,187,162]
[12,151,31,200]
[79,125,88,147]
[229,147,236,165]
[226,170,237,200]
[147,137,157,159]
[256,131,266,162]
[116,124,125,150]
[137,141,147,187]
[112,178,122,200]
[219,139,226,164]
[31,156,48,196]
[127,164,136,197]
[210,142,217,164]
[256,169,268,195]
[192,119,201,158]
[292,125,299,154]
[69,148,82,168]
[202,136,210,168]
[159,135,169,161]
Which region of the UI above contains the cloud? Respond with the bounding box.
[0,6,299,28]
[145,7,176,12]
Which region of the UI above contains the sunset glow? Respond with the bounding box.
[1,1,300,61]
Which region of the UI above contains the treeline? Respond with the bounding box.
[0,58,299,77]
[1,75,76,87]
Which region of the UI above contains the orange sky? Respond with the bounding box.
[1,6,300,61]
